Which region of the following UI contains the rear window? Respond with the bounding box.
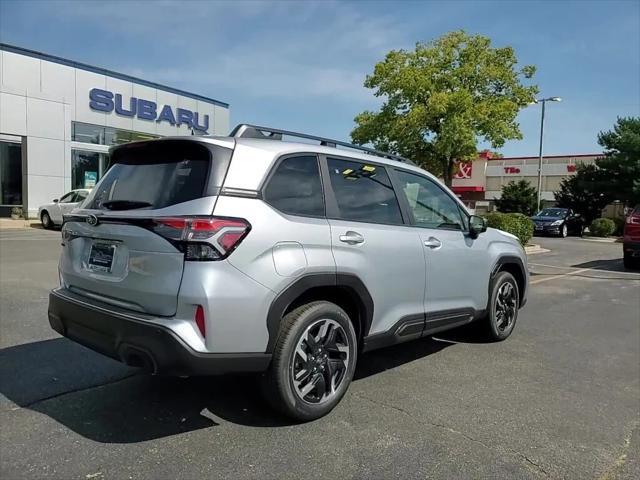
[85,140,231,210]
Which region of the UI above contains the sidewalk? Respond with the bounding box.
[0,218,41,230]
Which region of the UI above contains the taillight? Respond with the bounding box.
[151,216,250,261]
[626,215,640,225]
[195,305,206,337]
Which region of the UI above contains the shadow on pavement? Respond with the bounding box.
[572,258,626,273]
[0,329,467,442]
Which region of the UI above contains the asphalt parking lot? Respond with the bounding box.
[1,227,639,479]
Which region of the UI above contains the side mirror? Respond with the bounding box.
[53,199,59,203]
[469,215,487,238]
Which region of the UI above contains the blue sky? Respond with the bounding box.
[1,0,638,156]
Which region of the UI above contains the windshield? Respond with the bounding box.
[536,208,568,217]
[83,140,231,210]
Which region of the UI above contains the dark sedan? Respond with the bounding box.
[531,208,584,238]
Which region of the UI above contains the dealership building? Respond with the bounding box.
[451,151,601,212]
[0,43,229,218]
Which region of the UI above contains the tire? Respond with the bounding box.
[486,271,520,341]
[560,223,568,238]
[262,301,358,421]
[41,211,52,229]
[624,252,639,270]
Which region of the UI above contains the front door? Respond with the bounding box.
[323,156,426,339]
[392,169,491,331]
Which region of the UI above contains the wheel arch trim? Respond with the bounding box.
[265,272,374,353]
[490,255,528,308]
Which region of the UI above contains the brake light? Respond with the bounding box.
[626,215,640,225]
[151,216,250,261]
[195,305,206,338]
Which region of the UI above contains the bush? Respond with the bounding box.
[494,180,538,215]
[609,217,625,236]
[483,212,534,246]
[590,218,616,237]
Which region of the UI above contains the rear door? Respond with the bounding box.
[60,139,233,316]
[323,156,426,338]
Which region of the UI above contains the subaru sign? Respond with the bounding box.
[89,88,209,132]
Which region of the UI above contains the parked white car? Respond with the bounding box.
[38,189,91,228]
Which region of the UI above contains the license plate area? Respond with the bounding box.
[88,242,116,273]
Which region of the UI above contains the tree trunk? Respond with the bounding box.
[442,158,454,187]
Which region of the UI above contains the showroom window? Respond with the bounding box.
[72,150,109,190]
[72,122,158,146]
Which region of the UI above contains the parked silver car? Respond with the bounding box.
[48,125,528,420]
[38,189,91,228]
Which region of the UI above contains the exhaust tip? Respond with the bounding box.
[119,345,156,373]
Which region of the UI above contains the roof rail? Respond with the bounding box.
[229,124,414,165]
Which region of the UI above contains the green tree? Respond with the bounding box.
[350,31,538,186]
[554,163,610,224]
[494,180,537,215]
[596,117,640,206]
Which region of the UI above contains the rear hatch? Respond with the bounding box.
[59,138,234,316]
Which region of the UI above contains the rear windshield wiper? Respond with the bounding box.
[101,200,153,210]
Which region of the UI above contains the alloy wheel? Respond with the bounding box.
[495,282,517,332]
[291,318,350,405]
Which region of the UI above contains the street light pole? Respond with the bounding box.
[535,96,562,212]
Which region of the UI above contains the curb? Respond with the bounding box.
[579,236,623,244]
[525,244,549,255]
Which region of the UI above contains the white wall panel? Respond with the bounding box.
[155,89,180,136]
[27,136,65,177]
[105,77,134,131]
[196,100,216,134]
[26,97,65,140]
[176,95,197,135]
[2,51,40,95]
[27,174,66,216]
[0,92,27,135]
[132,83,157,134]
[214,106,229,135]
[41,61,75,103]
[75,69,106,125]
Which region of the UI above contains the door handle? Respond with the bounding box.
[339,231,365,245]
[423,237,442,249]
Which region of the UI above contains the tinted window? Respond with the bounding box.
[327,158,402,224]
[264,156,324,216]
[85,141,225,210]
[395,170,464,230]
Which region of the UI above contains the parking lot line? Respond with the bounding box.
[530,266,597,285]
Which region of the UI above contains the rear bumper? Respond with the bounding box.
[48,288,271,376]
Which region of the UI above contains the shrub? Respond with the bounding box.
[609,217,625,236]
[494,180,538,215]
[590,218,616,237]
[483,212,534,246]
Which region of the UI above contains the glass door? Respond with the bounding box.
[0,141,23,217]
[71,150,109,189]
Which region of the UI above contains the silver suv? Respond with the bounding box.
[48,125,528,421]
